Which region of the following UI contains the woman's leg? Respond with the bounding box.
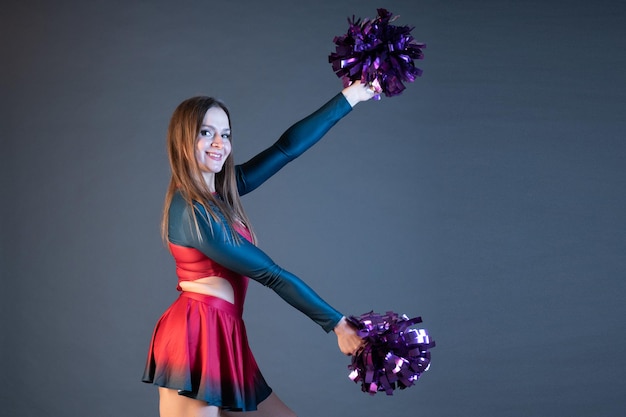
[222,392,296,417]
[159,387,221,417]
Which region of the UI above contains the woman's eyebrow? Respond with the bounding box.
[201,124,230,132]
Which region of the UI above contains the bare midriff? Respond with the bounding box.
[178,276,235,304]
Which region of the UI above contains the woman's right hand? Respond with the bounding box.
[333,316,364,355]
[341,80,379,107]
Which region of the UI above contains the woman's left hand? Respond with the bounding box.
[333,316,364,355]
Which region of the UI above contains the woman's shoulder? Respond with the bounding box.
[170,189,219,218]
[170,189,189,209]
[169,190,201,217]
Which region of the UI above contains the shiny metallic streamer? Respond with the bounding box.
[347,311,435,395]
[329,8,426,99]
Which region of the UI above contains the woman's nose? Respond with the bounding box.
[211,134,223,148]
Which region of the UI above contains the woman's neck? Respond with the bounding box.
[201,172,216,193]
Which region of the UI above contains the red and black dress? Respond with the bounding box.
[142,93,352,411]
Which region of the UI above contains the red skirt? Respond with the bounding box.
[142,292,272,411]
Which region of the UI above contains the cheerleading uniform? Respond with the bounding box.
[143,93,352,411]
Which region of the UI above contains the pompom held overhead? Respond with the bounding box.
[347,311,435,395]
[328,8,426,99]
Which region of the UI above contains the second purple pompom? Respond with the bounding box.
[347,311,435,395]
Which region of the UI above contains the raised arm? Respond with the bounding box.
[235,81,374,195]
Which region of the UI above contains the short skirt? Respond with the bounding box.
[142,292,272,411]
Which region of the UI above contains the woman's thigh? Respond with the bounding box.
[222,392,296,417]
[158,387,220,417]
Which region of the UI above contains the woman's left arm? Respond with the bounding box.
[235,81,374,195]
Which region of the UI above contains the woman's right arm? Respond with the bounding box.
[235,82,374,196]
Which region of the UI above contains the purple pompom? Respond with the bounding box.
[347,311,435,395]
[329,8,426,99]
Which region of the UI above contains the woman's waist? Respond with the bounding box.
[178,275,248,306]
[178,290,243,317]
[178,276,234,301]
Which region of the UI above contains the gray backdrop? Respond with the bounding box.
[2,0,625,416]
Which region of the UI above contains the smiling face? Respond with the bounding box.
[195,106,232,187]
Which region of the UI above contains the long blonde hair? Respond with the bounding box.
[161,96,255,244]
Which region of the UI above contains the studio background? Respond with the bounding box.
[1,0,625,416]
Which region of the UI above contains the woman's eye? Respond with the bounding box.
[200,129,213,137]
[222,134,231,140]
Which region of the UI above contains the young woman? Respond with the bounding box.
[143,81,376,417]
